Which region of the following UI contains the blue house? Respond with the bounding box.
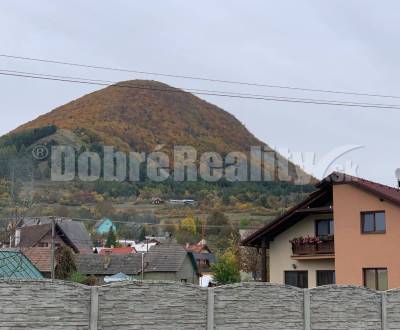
[94,218,116,235]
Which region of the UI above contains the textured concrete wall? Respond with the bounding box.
[214,283,304,330]
[310,285,382,330]
[98,281,207,330]
[2,280,400,329]
[386,289,400,329]
[0,279,90,330]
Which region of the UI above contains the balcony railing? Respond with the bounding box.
[291,237,334,256]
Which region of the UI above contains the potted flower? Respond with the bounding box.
[290,235,322,254]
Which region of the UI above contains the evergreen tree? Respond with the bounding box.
[138,225,146,242]
[55,246,77,280]
[105,227,117,247]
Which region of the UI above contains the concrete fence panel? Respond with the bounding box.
[386,289,400,329]
[0,279,91,330]
[310,285,382,330]
[213,283,304,330]
[1,280,400,329]
[97,281,207,330]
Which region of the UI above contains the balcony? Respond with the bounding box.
[290,236,334,260]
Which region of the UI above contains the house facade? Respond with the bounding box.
[242,172,400,290]
[185,241,216,278]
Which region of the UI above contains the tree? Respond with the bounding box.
[180,215,197,235]
[55,205,70,218]
[205,210,239,253]
[105,227,117,247]
[55,246,77,280]
[138,225,147,242]
[95,200,115,218]
[205,210,229,236]
[211,250,241,285]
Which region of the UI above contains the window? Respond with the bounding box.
[363,268,388,290]
[180,279,188,283]
[315,219,334,236]
[284,271,308,288]
[317,270,335,286]
[361,211,386,234]
[38,242,49,247]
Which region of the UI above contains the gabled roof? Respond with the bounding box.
[57,220,93,253]
[18,218,93,253]
[242,187,331,247]
[0,248,43,279]
[19,224,52,248]
[75,254,142,275]
[241,172,400,247]
[145,243,197,273]
[20,247,53,273]
[318,172,400,206]
[76,243,199,276]
[186,243,212,254]
[94,218,113,229]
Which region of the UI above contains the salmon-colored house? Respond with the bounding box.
[242,172,400,290]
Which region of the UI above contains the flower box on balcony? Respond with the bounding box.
[290,235,334,256]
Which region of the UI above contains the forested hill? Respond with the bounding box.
[13,80,264,153]
[0,80,316,189]
[0,80,316,211]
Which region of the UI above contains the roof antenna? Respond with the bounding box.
[395,168,400,189]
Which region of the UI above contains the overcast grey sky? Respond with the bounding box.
[0,1,398,185]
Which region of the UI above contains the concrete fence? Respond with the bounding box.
[1,280,400,329]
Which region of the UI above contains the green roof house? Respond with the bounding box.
[0,249,44,279]
[94,218,116,235]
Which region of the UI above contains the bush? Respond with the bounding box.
[211,250,241,285]
[68,272,88,284]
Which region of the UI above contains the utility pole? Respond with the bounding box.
[51,216,55,280]
[141,253,144,281]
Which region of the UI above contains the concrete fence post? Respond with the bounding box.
[304,289,311,330]
[207,288,215,330]
[90,287,99,330]
[381,291,387,330]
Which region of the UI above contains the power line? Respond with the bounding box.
[2,68,400,108]
[1,53,400,100]
[0,216,262,230]
[1,70,400,110]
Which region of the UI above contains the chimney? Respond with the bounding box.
[102,255,111,270]
[15,229,21,246]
